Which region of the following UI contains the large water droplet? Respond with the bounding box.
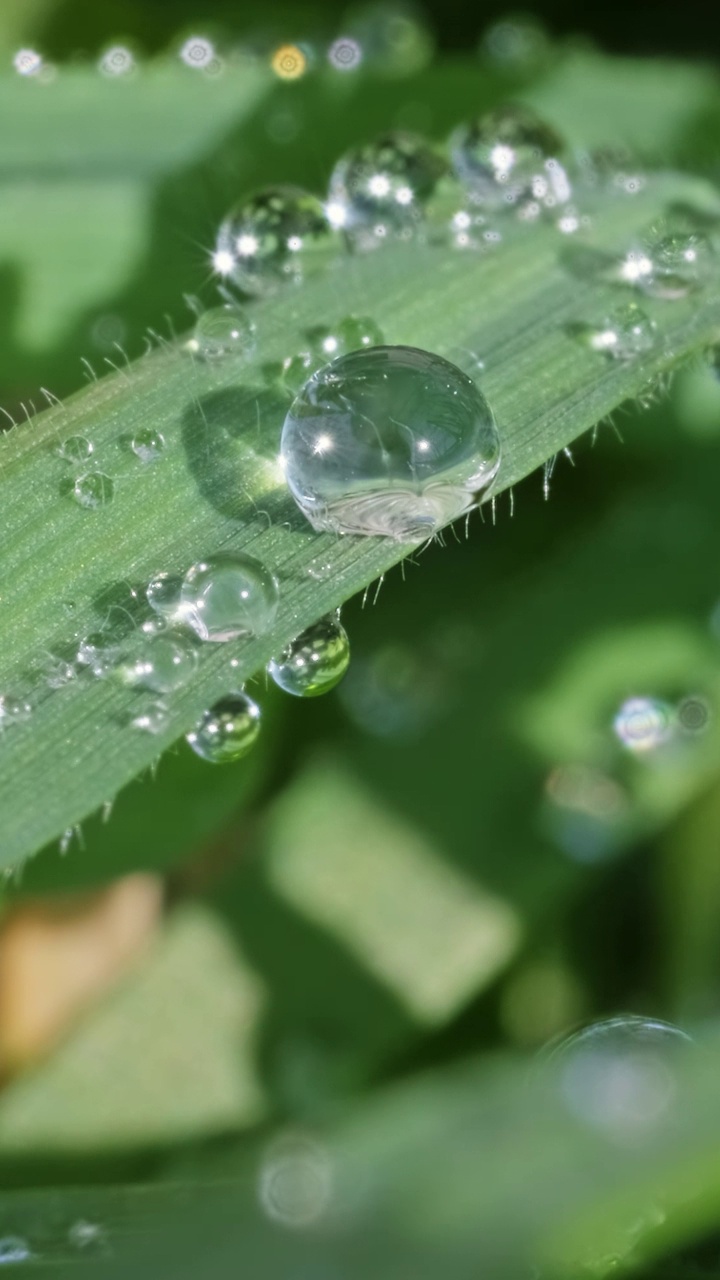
[180,552,279,642]
[189,304,255,360]
[450,105,569,208]
[578,302,655,361]
[268,615,350,697]
[613,695,674,752]
[214,186,341,295]
[130,428,165,463]
[72,472,114,510]
[56,435,93,464]
[186,691,261,763]
[327,131,447,249]
[121,632,198,693]
[281,344,500,540]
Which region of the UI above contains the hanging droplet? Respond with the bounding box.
[180,552,279,642]
[613,695,674,751]
[120,631,198,693]
[76,632,121,678]
[577,303,656,361]
[188,304,255,360]
[56,435,93,464]
[643,230,714,300]
[280,344,500,540]
[327,131,447,249]
[186,691,261,763]
[130,428,165,463]
[71,472,114,509]
[450,106,569,209]
[214,186,342,296]
[268,615,350,697]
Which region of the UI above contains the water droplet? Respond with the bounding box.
[71,472,114,510]
[545,1015,691,1141]
[268,616,350,697]
[188,304,255,360]
[613,696,674,752]
[214,186,341,295]
[0,1236,30,1264]
[56,435,93,465]
[68,1220,105,1252]
[120,631,198,693]
[77,632,121,679]
[0,695,31,729]
[180,552,279,642]
[130,428,165,463]
[259,1133,333,1229]
[450,106,569,208]
[306,315,386,362]
[577,303,656,361]
[644,230,714,300]
[677,695,710,734]
[327,131,447,249]
[306,557,333,581]
[131,699,170,734]
[146,572,186,623]
[282,351,320,395]
[186,691,261,763]
[281,344,500,540]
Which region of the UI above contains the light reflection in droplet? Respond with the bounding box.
[258,1133,333,1229]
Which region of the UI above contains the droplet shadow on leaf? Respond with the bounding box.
[558,242,617,282]
[180,386,286,521]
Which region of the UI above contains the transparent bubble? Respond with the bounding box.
[258,1133,333,1229]
[180,552,279,642]
[546,1015,691,1142]
[214,187,342,296]
[306,316,385,362]
[450,106,568,209]
[578,303,656,361]
[327,131,447,249]
[130,428,165,463]
[643,230,714,300]
[77,632,121,679]
[281,344,500,540]
[0,1236,30,1264]
[0,694,32,729]
[57,435,93,465]
[344,3,433,77]
[131,700,170,734]
[186,691,261,763]
[328,37,363,71]
[189,304,255,361]
[120,632,198,693]
[146,573,187,624]
[71,472,114,510]
[268,616,350,697]
[613,696,674,752]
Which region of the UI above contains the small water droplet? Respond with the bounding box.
[258,1133,333,1229]
[613,696,674,752]
[577,303,656,361]
[186,691,261,763]
[120,631,198,693]
[146,572,187,623]
[282,351,320,395]
[68,1219,105,1252]
[71,471,114,509]
[188,304,255,360]
[0,1236,30,1264]
[643,229,714,299]
[77,632,121,678]
[56,435,93,464]
[327,131,447,249]
[268,616,350,697]
[0,694,32,728]
[281,344,500,540]
[130,428,165,463]
[214,187,342,295]
[131,699,170,734]
[306,557,333,581]
[306,316,386,362]
[450,106,569,209]
[181,552,279,642]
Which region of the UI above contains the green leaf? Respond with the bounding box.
[1,168,719,869]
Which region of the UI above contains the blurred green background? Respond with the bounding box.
[2,0,720,1276]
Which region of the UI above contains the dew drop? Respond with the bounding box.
[76,632,121,679]
[327,131,447,249]
[186,691,261,763]
[643,229,714,300]
[214,186,342,296]
[578,303,656,361]
[0,694,32,729]
[306,315,385,362]
[56,435,93,465]
[268,615,350,697]
[130,428,165,463]
[120,631,198,693]
[450,106,569,209]
[281,351,320,395]
[258,1133,333,1229]
[180,552,279,642]
[613,695,674,752]
[0,1236,30,1264]
[131,699,170,734]
[146,572,186,623]
[281,344,500,540]
[71,471,114,510]
[189,304,255,360]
